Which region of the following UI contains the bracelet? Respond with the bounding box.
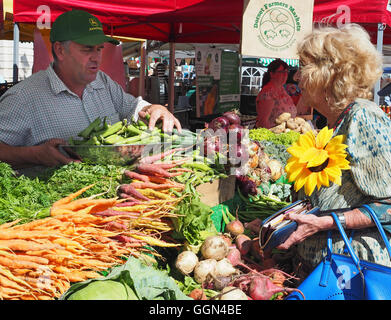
[335,211,347,229]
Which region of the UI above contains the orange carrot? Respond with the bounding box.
[51,184,95,208]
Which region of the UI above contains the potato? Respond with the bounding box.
[275,112,291,124]
[300,121,312,133]
[293,117,306,125]
[286,118,298,130]
[269,122,286,134]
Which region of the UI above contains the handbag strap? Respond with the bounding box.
[330,212,362,270]
[360,204,391,259]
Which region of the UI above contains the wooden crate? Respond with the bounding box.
[196,175,236,207]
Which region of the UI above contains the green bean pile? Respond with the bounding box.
[68,116,197,146]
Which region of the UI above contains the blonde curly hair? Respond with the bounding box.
[297,24,383,113]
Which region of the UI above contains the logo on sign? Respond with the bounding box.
[253,2,301,52]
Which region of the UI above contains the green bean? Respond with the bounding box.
[182,162,213,172]
[137,119,148,128]
[99,121,124,138]
[103,134,127,145]
[78,117,102,139]
[127,124,143,136]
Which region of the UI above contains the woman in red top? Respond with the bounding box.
[256,59,297,128]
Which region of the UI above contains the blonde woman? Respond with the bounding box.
[275,24,391,277]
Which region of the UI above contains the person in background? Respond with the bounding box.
[0,10,181,172]
[277,24,391,277]
[255,59,297,129]
[284,67,301,106]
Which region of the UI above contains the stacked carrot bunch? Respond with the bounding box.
[0,184,182,300]
[117,147,193,203]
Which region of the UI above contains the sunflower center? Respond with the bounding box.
[308,158,329,172]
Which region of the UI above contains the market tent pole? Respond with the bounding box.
[12,21,18,82]
[375,23,385,105]
[139,40,147,98]
[168,41,175,113]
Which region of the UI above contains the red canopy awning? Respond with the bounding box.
[12,0,391,44]
[313,0,391,44]
[13,0,243,43]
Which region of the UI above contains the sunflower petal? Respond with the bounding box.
[316,127,333,149]
[286,160,307,182]
[304,173,318,196]
[298,131,316,149]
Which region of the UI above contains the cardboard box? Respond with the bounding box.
[196,175,236,207]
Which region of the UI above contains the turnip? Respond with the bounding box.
[193,259,217,284]
[248,276,305,300]
[214,258,238,278]
[175,250,199,275]
[218,286,249,300]
[200,236,229,261]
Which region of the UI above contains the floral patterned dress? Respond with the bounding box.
[255,82,297,129]
[293,98,391,274]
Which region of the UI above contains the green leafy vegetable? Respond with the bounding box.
[61,256,191,300]
[171,187,218,247]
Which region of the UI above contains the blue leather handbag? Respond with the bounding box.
[259,200,320,251]
[286,204,391,300]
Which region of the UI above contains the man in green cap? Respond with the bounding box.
[0,10,181,173]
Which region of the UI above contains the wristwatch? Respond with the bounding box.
[335,212,347,229]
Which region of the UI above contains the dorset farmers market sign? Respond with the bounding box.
[241,0,314,59]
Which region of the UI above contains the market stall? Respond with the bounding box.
[0,108,310,300]
[2,0,391,303]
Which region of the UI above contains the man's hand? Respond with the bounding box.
[34,139,79,167]
[139,104,182,133]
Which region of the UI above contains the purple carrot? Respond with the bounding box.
[140,146,191,164]
[118,184,150,201]
[124,170,150,182]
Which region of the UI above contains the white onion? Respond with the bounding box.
[218,286,248,300]
[175,251,199,275]
[200,236,229,261]
[193,259,217,284]
[214,258,238,278]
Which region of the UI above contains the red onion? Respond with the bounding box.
[208,116,230,131]
[223,111,241,125]
[227,124,244,142]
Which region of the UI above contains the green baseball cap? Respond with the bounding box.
[50,10,120,46]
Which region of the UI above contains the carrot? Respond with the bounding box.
[0,229,61,240]
[93,209,141,218]
[129,234,181,247]
[137,188,173,200]
[124,170,151,182]
[136,163,173,177]
[0,251,50,265]
[0,256,44,270]
[0,219,22,229]
[0,239,61,252]
[51,184,95,208]
[118,184,150,201]
[140,147,191,164]
[115,199,142,206]
[130,181,183,190]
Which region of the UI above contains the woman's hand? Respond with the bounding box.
[276,213,334,250]
[139,104,182,133]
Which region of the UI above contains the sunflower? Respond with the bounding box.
[285,127,350,196]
